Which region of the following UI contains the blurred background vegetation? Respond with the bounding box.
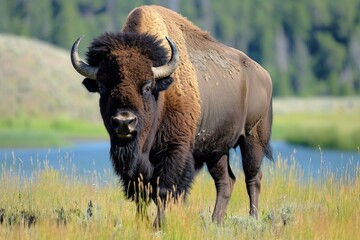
[1,0,360,96]
[0,0,359,149]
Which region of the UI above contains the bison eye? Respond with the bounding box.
[141,81,153,96]
[97,82,107,95]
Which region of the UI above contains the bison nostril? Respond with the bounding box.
[111,117,120,128]
[111,112,138,133]
[128,117,138,127]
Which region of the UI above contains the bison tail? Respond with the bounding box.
[263,98,274,161]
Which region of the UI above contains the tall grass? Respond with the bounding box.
[1,155,359,239]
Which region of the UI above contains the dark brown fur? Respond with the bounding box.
[79,5,273,227]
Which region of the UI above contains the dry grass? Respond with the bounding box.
[0,156,359,239]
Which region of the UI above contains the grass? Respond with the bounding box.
[0,156,359,239]
[272,112,360,151]
[0,117,106,148]
[272,97,360,151]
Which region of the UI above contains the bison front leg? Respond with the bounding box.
[207,154,236,224]
[239,135,264,219]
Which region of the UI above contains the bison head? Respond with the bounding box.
[71,32,179,179]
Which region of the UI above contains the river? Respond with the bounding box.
[0,141,359,183]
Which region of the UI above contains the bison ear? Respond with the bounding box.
[82,79,99,93]
[155,77,173,92]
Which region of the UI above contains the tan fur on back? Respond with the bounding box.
[122,5,204,142]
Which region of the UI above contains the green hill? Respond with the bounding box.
[0,34,105,147]
[0,33,100,121]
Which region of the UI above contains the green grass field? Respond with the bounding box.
[272,112,360,151]
[0,117,107,148]
[0,158,359,239]
[271,97,360,151]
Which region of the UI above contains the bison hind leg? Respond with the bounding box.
[239,105,273,219]
[239,134,263,219]
[207,154,236,224]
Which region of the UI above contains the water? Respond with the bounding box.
[271,141,359,180]
[0,141,359,182]
[0,141,113,184]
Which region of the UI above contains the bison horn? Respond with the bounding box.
[152,37,179,80]
[70,35,98,80]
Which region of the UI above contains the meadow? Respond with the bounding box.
[0,117,106,148]
[273,112,360,151]
[0,156,359,239]
[272,97,360,151]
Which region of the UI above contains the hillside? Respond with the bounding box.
[0,34,100,122]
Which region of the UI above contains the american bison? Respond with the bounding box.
[71,5,273,227]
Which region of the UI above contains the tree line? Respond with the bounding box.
[1,0,360,96]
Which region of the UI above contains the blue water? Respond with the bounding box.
[271,141,359,180]
[0,141,359,182]
[0,141,113,184]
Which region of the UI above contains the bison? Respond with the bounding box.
[71,5,273,227]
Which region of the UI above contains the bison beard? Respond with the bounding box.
[110,142,154,181]
[109,125,195,199]
[110,139,154,198]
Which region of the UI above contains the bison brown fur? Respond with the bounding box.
[71,5,273,228]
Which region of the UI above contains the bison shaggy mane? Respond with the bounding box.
[86,32,169,69]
